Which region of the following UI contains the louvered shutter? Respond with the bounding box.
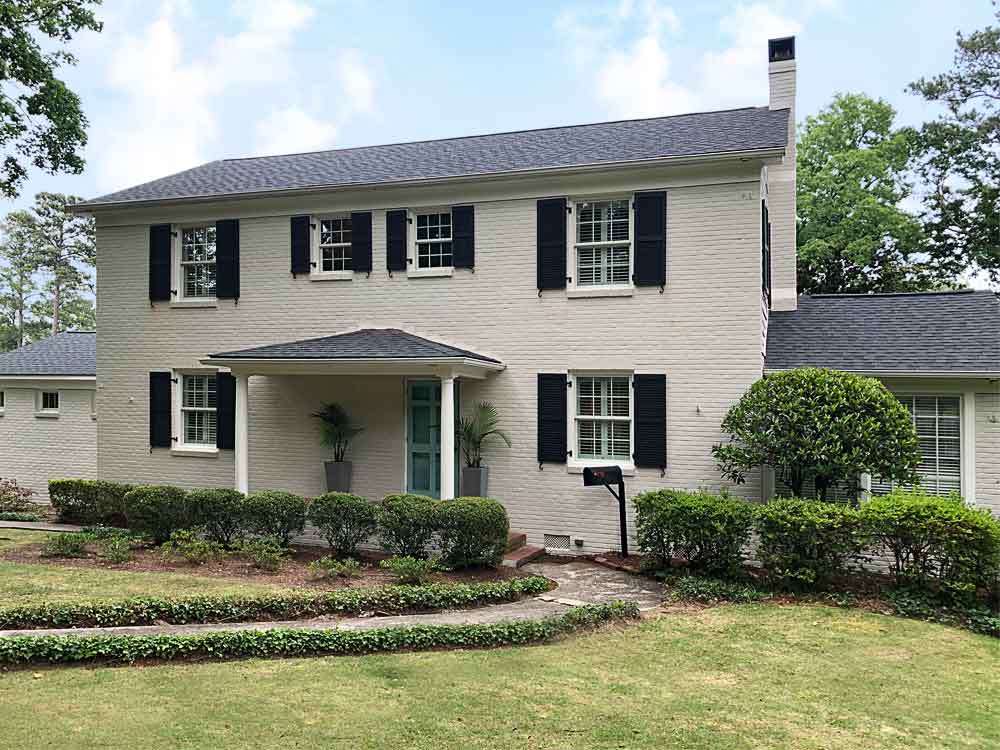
[290,215,311,275]
[386,209,408,272]
[452,205,475,269]
[633,374,666,470]
[216,372,236,450]
[537,373,568,464]
[536,198,567,290]
[215,219,240,300]
[350,211,373,273]
[149,371,172,448]
[149,224,172,302]
[633,191,666,287]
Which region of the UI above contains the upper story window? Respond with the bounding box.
[575,375,631,461]
[180,225,217,299]
[39,390,59,412]
[415,211,452,269]
[319,216,352,272]
[575,199,631,286]
[181,373,217,446]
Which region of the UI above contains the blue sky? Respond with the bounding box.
[5,0,996,212]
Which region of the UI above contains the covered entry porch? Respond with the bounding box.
[202,329,504,499]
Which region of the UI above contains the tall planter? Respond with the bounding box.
[460,466,489,497]
[324,461,353,493]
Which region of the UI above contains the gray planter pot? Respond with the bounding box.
[324,461,353,493]
[460,466,489,497]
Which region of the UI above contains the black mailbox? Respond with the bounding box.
[583,465,623,487]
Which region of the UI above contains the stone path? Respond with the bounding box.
[0,560,663,640]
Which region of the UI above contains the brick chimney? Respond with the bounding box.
[767,36,797,311]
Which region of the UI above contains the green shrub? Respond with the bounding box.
[438,496,509,568]
[754,498,867,589]
[39,532,92,558]
[122,485,191,544]
[187,488,246,547]
[0,511,45,522]
[886,587,1000,637]
[380,555,440,584]
[98,534,135,564]
[633,489,754,575]
[669,575,768,604]
[308,556,362,579]
[861,489,1000,598]
[0,478,33,513]
[159,529,225,565]
[243,491,307,545]
[236,535,288,571]
[377,494,440,558]
[308,492,377,556]
[48,479,132,525]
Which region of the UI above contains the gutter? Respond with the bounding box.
[764,367,1000,379]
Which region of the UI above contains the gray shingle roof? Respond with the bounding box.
[78,107,789,208]
[766,290,1000,375]
[209,329,501,364]
[0,331,96,376]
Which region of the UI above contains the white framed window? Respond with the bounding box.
[872,394,962,496]
[569,373,633,469]
[175,225,217,300]
[40,391,59,412]
[313,215,353,278]
[177,373,217,448]
[571,198,632,289]
[415,210,452,269]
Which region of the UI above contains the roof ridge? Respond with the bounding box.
[806,289,985,299]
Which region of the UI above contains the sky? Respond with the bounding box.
[4,0,997,213]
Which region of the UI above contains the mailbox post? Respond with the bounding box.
[583,465,628,557]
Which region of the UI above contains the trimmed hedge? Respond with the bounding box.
[634,489,754,575]
[438,497,509,568]
[187,488,246,546]
[49,479,132,525]
[0,602,638,666]
[308,492,378,556]
[243,491,307,545]
[0,576,552,630]
[378,494,440,558]
[122,485,191,544]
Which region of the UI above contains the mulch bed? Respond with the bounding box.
[3,542,526,591]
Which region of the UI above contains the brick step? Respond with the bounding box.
[501,544,545,569]
[506,531,527,552]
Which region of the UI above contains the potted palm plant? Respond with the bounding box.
[457,401,511,497]
[311,402,363,492]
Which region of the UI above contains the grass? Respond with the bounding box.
[0,531,286,606]
[0,605,996,749]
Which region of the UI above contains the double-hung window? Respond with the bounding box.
[318,216,352,273]
[181,374,217,446]
[575,199,631,286]
[40,391,59,412]
[415,211,452,269]
[179,225,217,299]
[872,395,962,495]
[575,375,631,461]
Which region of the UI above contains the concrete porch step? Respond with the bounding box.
[502,544,545,568]
[506,531,527,552]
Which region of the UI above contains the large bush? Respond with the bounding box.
[122,485,191,544]
[861,489,1000,599]
[187,488,246,547]
[377,494,440,558]
[243,491,307,545]
[634,489,754,575]
[49,479,132,525]
[755,498,867,589]
[0,478,33,514]
[308,492,378,557]
[438,496,509,568]
[713,368,919,500]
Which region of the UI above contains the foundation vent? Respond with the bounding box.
[544,534,571,551]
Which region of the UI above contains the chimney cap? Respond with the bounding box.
[768,36,795,63]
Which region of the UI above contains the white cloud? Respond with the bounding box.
[253,106,338,156]
[335,48,376,118]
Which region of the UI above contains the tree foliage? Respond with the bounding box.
[0,0,102,199]
[712,368,920,500]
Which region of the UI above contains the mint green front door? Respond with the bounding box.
[407,381,441,497]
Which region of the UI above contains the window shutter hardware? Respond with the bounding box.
[407,216,413,224]
[565,205,572,214]
[566,276,572,283]
[310,261,317,268]
[171,436,178,443]
[170,377,178,384]
[170,231,178,238]
[310,223,316,230]
[170,289,177,296]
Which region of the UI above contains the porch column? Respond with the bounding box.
[235,373,249,494]
[440,375,455,500]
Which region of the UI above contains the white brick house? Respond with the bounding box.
[73,37,999,552]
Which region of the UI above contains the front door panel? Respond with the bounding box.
[408,381,440,497]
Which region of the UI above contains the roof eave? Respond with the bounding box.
[764,366,1000,379]
[200,355,506,379]
[71,146,786,213]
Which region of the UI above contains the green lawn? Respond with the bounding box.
[0,604,996,749]
[0,530,285,605]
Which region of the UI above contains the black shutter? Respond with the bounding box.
[633,374,666,470]
[633,191,666,287]
[149,371,172,448]
[386,209,408,272]
[536,198,567,290]
[537,373,568,464]
[149,224,172,302]
[216,372,236,450]
[215,219,240,300]
[290,215,311,275]
[350,211,373,273]
[452,205,475,269]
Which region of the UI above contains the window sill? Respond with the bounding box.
[566,286,634,299]
[310,271,353,282]
[34,411,59,419]
[171,299,218,309]
[171,446,219,458]
[567,460,635,476]
[407,267,453,279]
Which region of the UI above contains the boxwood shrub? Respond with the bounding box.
[378,494,440,558]
[187,488,246,546]
[308,492,378,557]
[634,489,754,575]
[438,496,509,569]
[243,491,307,545]
[48,479,133,525]
[122,485,191,544]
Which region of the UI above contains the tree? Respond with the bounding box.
[908,7,1000,285]
[0,211,41,348]
[0,0,102,199]
[712,368,920,501]
[796,93,946,294]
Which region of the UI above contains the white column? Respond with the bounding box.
[235,373,249,494]
[963,390,976,504]
[440,375,455,500]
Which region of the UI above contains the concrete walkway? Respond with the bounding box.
[0,560,663,640]
[0,520,83,533]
